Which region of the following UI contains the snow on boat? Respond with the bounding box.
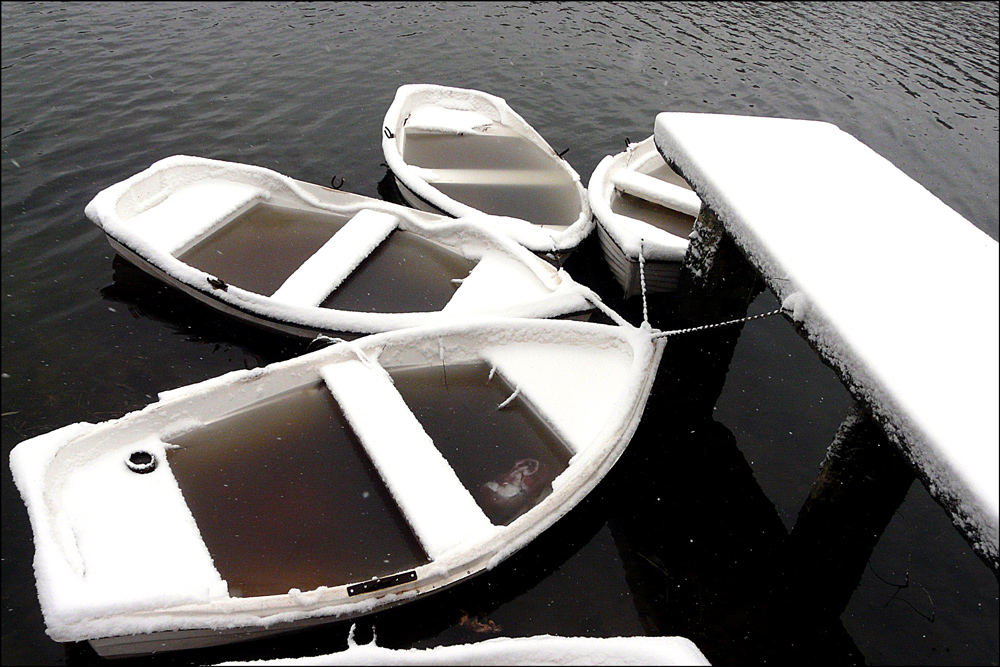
[220,626,711,665]
[9,317,664,657]
[84,156,595,340]
[589,136,702,297]
[381,84,593,257]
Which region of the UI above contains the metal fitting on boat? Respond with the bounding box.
[126,451,157,474]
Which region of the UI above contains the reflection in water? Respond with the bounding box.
[606,400,865,664]
[100,254,315,356]
[602,254,918,665]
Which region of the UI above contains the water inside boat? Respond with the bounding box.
[176,203,348,296]
[390,361,573,526]
[319,231,474,313]
[611,191,696,239]
[166,360,572,596]
[176,202,475,312]
[644,162,695,190]
[401,130,582,227]
[166,381,429,598]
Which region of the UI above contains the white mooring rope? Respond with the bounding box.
[651,307,786,339]
[638,240,649,327]
[632,242,786,339]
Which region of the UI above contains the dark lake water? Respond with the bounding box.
[2,2,997,665]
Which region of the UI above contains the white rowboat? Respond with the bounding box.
[84,156,595,340]
[10,318,663,657]
[382,84,593,257]
[219,628,711,665]
[589,136,702,297]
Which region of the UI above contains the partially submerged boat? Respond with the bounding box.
[84,156,595,340]
[381,84,593,257]
[10,317,663,657]
[589,136,702,296]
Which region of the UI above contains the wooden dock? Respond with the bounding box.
[653,112,999,571]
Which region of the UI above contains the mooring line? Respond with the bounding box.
[638,240,649,328]
[650,307,786,339]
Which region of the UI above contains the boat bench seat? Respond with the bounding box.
[611,169,702,218]
[269,209,398,307]
[417,167,568,187]
[443,251,552,314]
[127,180,266,255]
[320,359,495,559]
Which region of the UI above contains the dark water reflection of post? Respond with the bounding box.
[605,210,916,663]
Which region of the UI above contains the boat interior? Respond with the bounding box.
[400,107,583,228]
[165,358,575,597]
[609,154,697,240]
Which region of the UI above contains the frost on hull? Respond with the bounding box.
[83,156,595,339]
[382,84,593,255]
[9,319,663,656]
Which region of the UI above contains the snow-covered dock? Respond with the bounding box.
[654,112,999,569]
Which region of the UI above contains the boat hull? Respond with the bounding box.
[10,319,663,656]
[85,156,595,340]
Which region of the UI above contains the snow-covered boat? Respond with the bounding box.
[10,317,664,657]
[381,84,593,258]
[221,626,711,665]
[84,156,595,340]
[589,136,702,297]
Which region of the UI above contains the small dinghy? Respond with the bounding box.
[10,317,663,657]
[589,136,702,296]
[382,84,593,257]
[84,156,595,340]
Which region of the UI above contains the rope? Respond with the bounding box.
[638,240,649,327]
[651,307,785,339]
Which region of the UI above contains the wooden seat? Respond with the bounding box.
[611,168,701,218]
[269,209,397,307]
[320,359,495,558]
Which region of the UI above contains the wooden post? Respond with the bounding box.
[652,206,764,421]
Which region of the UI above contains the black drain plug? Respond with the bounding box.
[126,451,157,474]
